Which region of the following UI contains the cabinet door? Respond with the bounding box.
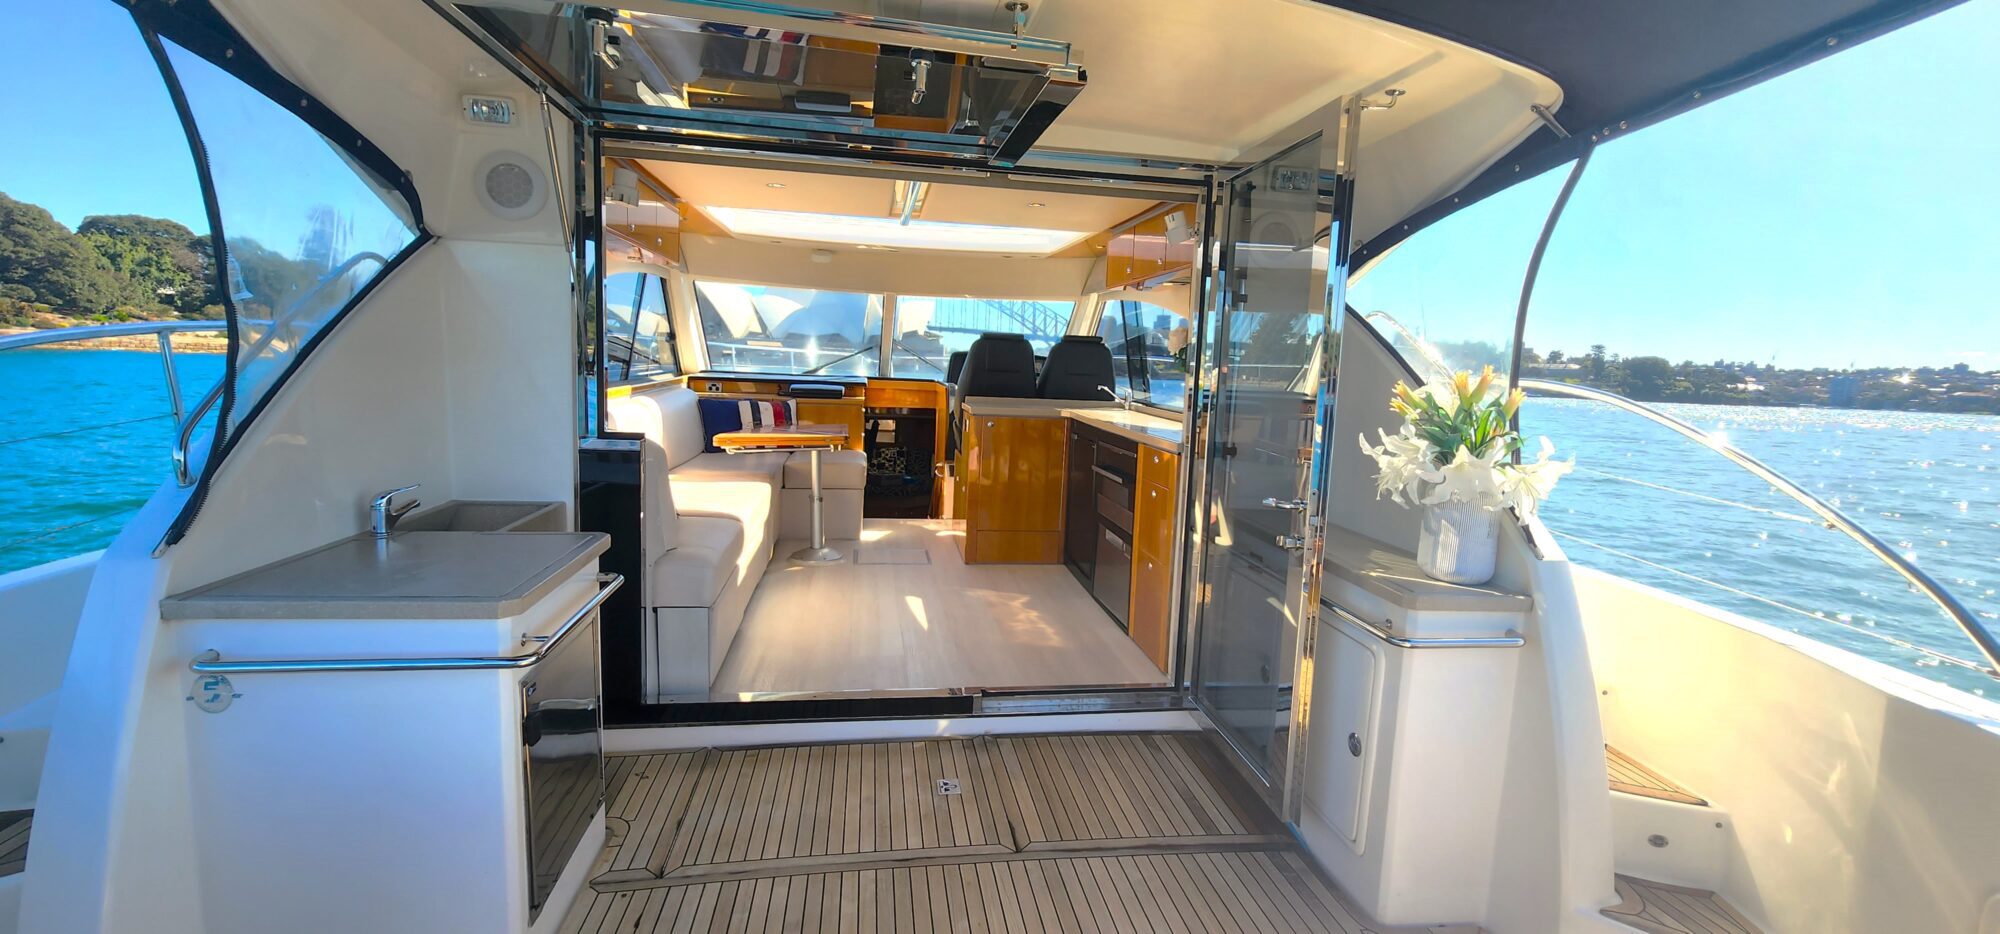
[1308,624,1380,846]
[1129,550,1171,671]
[965,416,1065,532]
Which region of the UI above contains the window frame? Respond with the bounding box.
[1085,291,1192,416]
[132,3,432,547]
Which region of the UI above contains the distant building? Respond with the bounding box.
[1828,374,1861,407]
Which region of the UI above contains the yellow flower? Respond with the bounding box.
[1502,387,1526,418]
[1469,365,1495,404]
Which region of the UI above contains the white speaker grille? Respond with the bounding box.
[474,151,547,221]
[485,162,535,210]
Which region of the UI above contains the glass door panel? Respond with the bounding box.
[1192,131,1338,799]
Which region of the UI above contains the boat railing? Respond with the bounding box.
[0,321,227,558]
[0,318,228,447]
[1519,377,2000,679]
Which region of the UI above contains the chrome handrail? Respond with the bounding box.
[187,573,622,675]
[0,319,223,352]
[1520,378,2000,677]
[0,321,227,488]
[1322,599,1527,649]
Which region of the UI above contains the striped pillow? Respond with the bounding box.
[696,397,797,452]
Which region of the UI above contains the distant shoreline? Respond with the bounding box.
[0,326,226,354]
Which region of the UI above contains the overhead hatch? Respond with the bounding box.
[455,0,1085,167]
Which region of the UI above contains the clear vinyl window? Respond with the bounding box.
[162,38,419,436]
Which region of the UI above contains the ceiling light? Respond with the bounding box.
[1026,202,1047,208]
[708,206,1086,254]
[766,182,787,189]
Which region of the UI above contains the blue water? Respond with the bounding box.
[1,354,1992,697]
[0,349,224,571]
[1524,398,1998,698]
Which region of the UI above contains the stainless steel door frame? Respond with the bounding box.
[1182,99,1358,822]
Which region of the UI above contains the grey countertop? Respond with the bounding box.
[959,397,1185,452]
[161,530,609,620]
[1320,525,1532,614]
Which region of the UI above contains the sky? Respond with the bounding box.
[4,1,1998,370]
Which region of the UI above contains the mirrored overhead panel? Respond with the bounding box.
[457,0,1085,167]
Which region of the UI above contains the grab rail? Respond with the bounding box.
[1322,599,1526,650]
[1520,378,2000,677]
[187,573,622,675]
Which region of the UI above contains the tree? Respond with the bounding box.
[1545,349,1565,365]
[1584,344,1608,380]
[78,213,213,313]
[0,192,120,310]
[1621,355,1675,399]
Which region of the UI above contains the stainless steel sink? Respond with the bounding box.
[397,500,564,533]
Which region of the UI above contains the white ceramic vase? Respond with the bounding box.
[1416,498,1499,585]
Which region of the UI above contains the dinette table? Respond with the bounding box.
[711,423,852,565]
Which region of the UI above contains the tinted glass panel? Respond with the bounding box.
[1096,299,1190,410]
[695,282,881,376]
[605,271,677,383]
[889,297,1072,378]
[163,40,418,437]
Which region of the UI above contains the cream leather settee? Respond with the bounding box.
[608,387,864,698]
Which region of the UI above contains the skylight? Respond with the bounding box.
[706,207,1087,254]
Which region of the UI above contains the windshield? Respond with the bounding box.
[1096,298,1190,410]
[693,281,883,376]
[888,297,1072,378]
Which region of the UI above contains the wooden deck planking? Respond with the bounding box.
[570,733,1423,933]
[567,850,1391,934]
[1606,746,1707,806]
[1603,875,1763,934]
[0,809,29,877]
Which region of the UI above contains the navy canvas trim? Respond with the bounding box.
[124,0,427,231]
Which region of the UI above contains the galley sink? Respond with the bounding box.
[396,500,565,533]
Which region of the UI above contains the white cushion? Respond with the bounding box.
[670,453,782,581]
[605,394,682,555]
[783,449,868,490]
[652,387,709,469]
[648,515,743,606]
[779,488,863,541]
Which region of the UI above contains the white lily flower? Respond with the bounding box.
[1363,369,1573,522]
[1500,436,1573,515]
[1358,427,1434,506]
[1418,443,1507,509]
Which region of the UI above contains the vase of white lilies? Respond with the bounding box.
[1359,366,1572,585]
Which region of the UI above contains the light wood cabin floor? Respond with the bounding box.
[711,520,1167,697]
[561,732,1447,934]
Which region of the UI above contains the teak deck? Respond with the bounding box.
[561,732,1426,933]
[0,809,29,877]
[1605,745,1707,807]
[1603,875,1763,934]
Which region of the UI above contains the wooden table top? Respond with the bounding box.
[712,424,850,451]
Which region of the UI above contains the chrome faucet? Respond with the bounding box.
[1096,384,1135,412]
[369,484,420,539]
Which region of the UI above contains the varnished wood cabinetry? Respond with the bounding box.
[1105,205,1197,291]
[957,413,1066,563]
[1128,446,1180,671]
